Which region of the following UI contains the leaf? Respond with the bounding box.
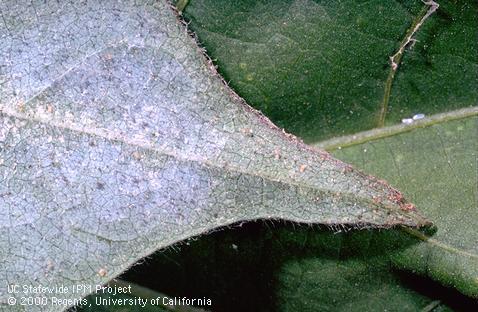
[0,0,428,310]
[326,114,478,298]
[109,222,461,312]
[80,280,206,312]
[179,0,478,300]
[179,0,477,142]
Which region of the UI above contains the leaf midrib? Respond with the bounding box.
[0,106,408,218]
[403,227,478,261]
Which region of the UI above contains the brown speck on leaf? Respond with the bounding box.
[282,128,295,139]
[319,152,331,161]
[46,260,54,272]
[274,149,281,160]
[103,53,113,61]
[341,165,353,174]
[372,196,382,205]
[388,190,404,204]
[401,203,416,212]
[299,164,307,173]
[98,268,107,277]
[132,151,141,160]
[17,100,25,112]
[46,104,54,113]
[241,128,253,137]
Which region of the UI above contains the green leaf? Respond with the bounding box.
[326,114,478,298]
[180,0,477,142]
[0,0,428,310]
[115,223,459,311]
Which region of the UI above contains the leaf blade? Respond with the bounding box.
[329,114,478,297]
[180,0,478,142]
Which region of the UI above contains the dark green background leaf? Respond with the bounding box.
[181,0,477,142]
[114,222,470,311]
[331,116,478,298]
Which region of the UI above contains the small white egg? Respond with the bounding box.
[412,113,425,120]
